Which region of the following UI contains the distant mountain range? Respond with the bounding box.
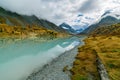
[59,23,75,34]
[1,6,119,35]
[0,7,67,33]
[59,22,83,34]
[81,16,120,35]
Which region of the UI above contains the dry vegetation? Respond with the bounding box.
[71,36,120,80]
[96,36,120,80]
[0,23,67,39]
[71,23,120,80]
[70,38,100,80]
[91,23,120,36]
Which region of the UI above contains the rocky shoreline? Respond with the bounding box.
[26,39,84,80]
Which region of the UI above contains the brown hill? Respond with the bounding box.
[90,23,120,36]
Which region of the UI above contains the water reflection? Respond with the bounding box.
[0,36,84,80]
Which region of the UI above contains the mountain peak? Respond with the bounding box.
[101,10,111,17]
[60,22,71,27]
[59,22,83,34]
[59,22,73,29]
[0,6,68,33]
[81,15,120,34]
[59,22,77,34]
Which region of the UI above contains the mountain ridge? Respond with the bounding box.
[59,22,83,34]
[0,7,67,33]
[59,22,75,34]
[80,16,120,35]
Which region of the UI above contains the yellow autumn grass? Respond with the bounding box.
[71,36,120,80]
[0,23,68,38]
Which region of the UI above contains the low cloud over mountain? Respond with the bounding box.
[0,0,119,30]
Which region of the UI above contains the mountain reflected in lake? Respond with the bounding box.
[0,37,83,80]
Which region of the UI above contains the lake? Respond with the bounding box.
[0,36,84,80]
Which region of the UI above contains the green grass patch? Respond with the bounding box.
[71,74,88,80]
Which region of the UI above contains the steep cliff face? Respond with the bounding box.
[0,7,66,33]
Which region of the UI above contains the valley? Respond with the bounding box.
[0,1,120,80]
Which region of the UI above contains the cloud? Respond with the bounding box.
[0,0,119,29]
[53,14,66,19]
[78,0,100,13]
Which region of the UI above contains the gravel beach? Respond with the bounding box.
[27,37,85,80]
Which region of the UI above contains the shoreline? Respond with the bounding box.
[71,36,120,80]
[26,38,85,80]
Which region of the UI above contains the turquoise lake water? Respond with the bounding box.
[0,37,84,80]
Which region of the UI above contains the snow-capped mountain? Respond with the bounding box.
[59,23,76,34]
[59,23,83,34]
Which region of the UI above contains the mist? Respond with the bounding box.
[0,0,119,29]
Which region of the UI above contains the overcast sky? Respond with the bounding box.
[0,0,120,29]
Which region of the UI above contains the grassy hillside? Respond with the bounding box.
[0,7,67,33]
[0,23,67,39]
[91,23,120,36]
[71,23,120,80]
[0,7,70,39]
[81,16,120,35]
